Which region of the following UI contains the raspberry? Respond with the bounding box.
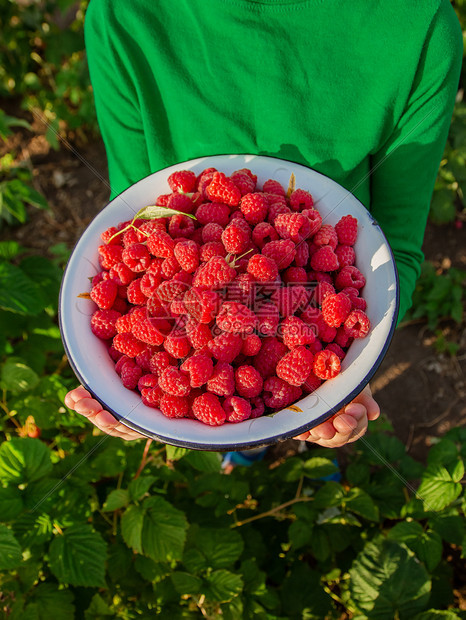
[313,350,341,380]
[122,243,151,273]
[173,240,200,273]
[230,171,256,196]
[184,288,222,323]
[262,239,296,270]
[206,172,241,207]
[223,396,252,423]
[276,285,309,317]
[141,385,163,408]
[303,372,322,394]
[168,169,197,194]
[246,254,278,283]
[344,309,371,338]
[192,393,226,426]
[127,278,147,305]
[197,170,216,198]
[325,343,346,360]
[147,230,175,258]
[281,316,316,348]
[240,193,268,225]
[222,221,250,254]
[156,277,188,303]
[98,244,123,269]
[229,273,256,306]
[234,168,257,184]
[169,214,196,238]
[311,281,335,306]
[116,312,133,333]
[335,215,358,245]
[275,212,310,243]
[263,376,302,409]
[195,202,231,227]
[282,266,307,284]
[115,354,132,375]
[149,350,175,376]
[121,360,143,390]
[163,331,191,359]
[135,347,157,372]
[253,337,288,378]
[193,256,236,289]
[109,262,135,286]
[90,279,118,310]
[161,256,181,279]
[276,346,314,386]
[158,366,191,396]
[322,292,352,328]
[267,200,290,225]
[255,301,280,337]
[313,225,338,250]
[235,365,263,399]
[180,355,214,387]
[207,332,243,363]
[91,309,121,340]
[206,361,235,396]
[101,226,122,245]
[289,188,314,211]
[335,266,366,290]
[310,246,339,272]
[202,222,223,243]
[216,302,257,334]
[186,320,213,349]
[167,193,195,214]
[109,345,123,362]
[252,222,279,249]
[156,194,171,207]
[131,316,166,346]
[301,209,322,236]
[140,271,162,298]
[293,242,309,268]
[309,340,323,355]
[200,241,227,262]
[262,179,285,196]
[250,396,265,418]
[306,309,337,343]
[111,297,128,314]
[335,244,355,267]
[241,333,262,356]
[138,373,159,392]
[160,394,189,418]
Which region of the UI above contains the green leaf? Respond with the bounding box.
[141,496,188,562]
[121,504,144,554]
[309,527,331,562]
[7,179,48,210]
[171,571,203,595]
[0,485,24,521]
[288,519,313,549]
[205,569,243,602]
[165,445,189,461]
[0,438,52,484]
[13,512,53,548]
[1,358,39,393]
[388,521,443,571]
[84,593,114,618]
[0,524,22,570]
[428,513,465,546]
[0,241,25,260]
[280,563,332,618]
[417,462,463,511]
[128,475,156,501]
[414,612,462,620]
[429,188,456,224]
[313,481,345,510]
[344,487,379,522]
[102,488,130,512]
[183,451,222,472]
[136,205,196,221]
[350,537,431,619]
[48,525,107,587]
[193,527,244,569]
[0,261,43,315]
[303,457,339,479]
[134,556,171,583]
[28,583,75,620]
[19,256,62,308]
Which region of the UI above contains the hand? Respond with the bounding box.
[293,384,380,448]
[64,386,145,441]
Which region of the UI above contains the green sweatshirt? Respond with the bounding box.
[84,0,462,322]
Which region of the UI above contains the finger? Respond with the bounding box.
[64,386,92,409]
[309,419,337,441]
[73,397,104,417]
[350,385,380,420]
[92,411,144,441]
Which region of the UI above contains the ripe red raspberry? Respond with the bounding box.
[228,273,256,306]
[311,281,335,306]
[158,366,191,396]
[274,212,311,243]
[222,221,251,254]
[276,285,309,317]
[250,396,265,418]
[160,394,189,418]
[199,241,227,262]
[156,275,190,303]
[206,361,235,396]
[276,346,314,386]
[169,214,196,238]
[310,246,339,272]
[115,312,133,334]
[101,226,122,246]
[139,272,161,298]
[90,279,118,310]
[173,240,200,273]
[289,188,314,211]
[138,372,159,392]
[195,202,231,227]
[281,316,316,348]
[322,292,352,328]
[149,350,175,376]
[112,297,128,314]
[301,208,323,236]
[241,333,262,357]
[335,244,355,268]
[303,308,337,343]
[147,230,175,258]
[240,193,268,225]
[163,331,191,359]
[193,257,236,289]
[207,332,243,364]
[115,354,132,375]
[303,372,322,393]
[161,256,181,279]
[262,239,296,270]
[253,337,288,378]
[202,222,223,243]
[91,309,121,340]
[186,320,213,349]
[344,309,371,338]
[235,365,263,398]
[334,326,352,348]
[166,192,195,214]
[122,243,151,273]
[335,265,366,290]
[127,278,147,305]
[263,376,302,409]
[109,345,123,362]
[293,242,310,268]
[262,178,285,196]
[247,254,278,282]
[184,288,222,323]
[192,393,226,426]
[335,215,358,245]
[121,360,143,390]
[223,396,252,423]
[252,222,279,249]
[132,316,166,346]
[230,171,256,196]
[141,384,163,408]
[267,199,290,225]
[313,225,338,250]
[313,350,341,380]
[168,169,197,194]
[135,347,157,372]
[308,340,323,355]
[109,262,135,287]
[206,172,241,207]
[113,332,146,358]
[180,354,214,387]
[216,302,257,334]
[197,168,216,195]
[98,244,123,269]
[325,343,345,360]
[282,266,307,284]
[255,302,280,337]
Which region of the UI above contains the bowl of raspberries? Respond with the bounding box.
[59,154,399,450]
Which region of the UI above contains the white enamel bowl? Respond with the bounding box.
[59,154,399,451]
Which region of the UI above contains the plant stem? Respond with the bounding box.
[231,496,312,528]
[133,439,153,479]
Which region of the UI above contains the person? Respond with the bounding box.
[64,0,462,448]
